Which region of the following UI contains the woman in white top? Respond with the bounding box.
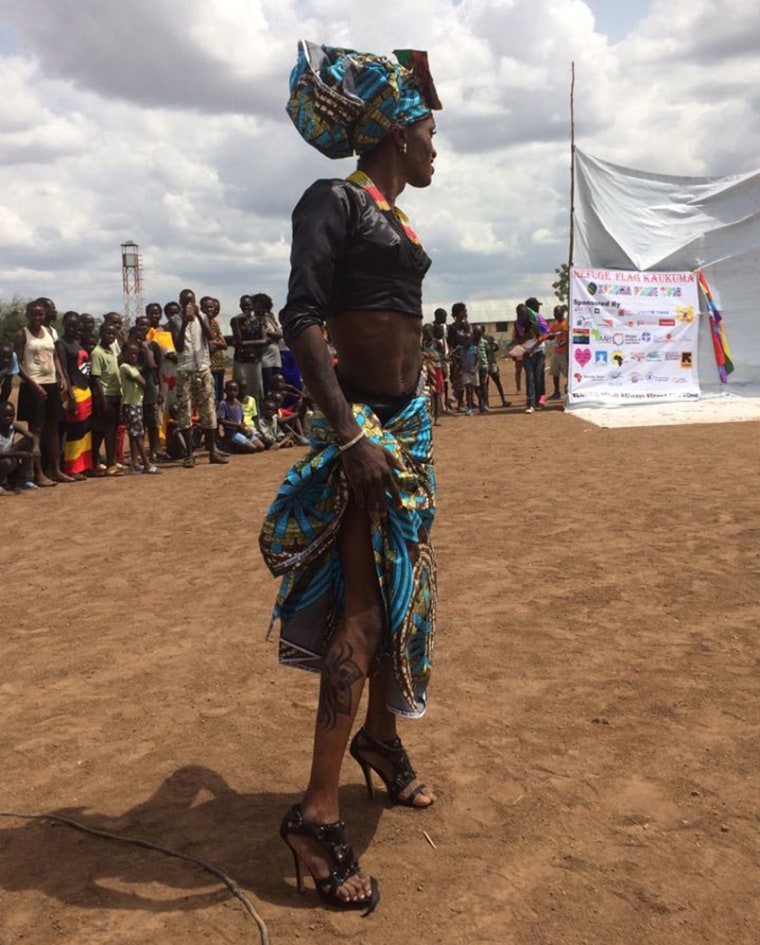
[13,298,72,485]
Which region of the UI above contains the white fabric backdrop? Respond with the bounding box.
[573,150,760,393]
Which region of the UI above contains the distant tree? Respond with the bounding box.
[0,295,30,342]
[552,263,569,303]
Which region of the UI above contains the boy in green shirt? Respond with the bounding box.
[120,342,160,475]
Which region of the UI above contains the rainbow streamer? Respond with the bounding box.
[697,270,733,384]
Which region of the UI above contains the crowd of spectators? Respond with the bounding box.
[0,292,568,493]
[0,291,310,493]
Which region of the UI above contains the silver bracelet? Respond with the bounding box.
[338,429,365,453]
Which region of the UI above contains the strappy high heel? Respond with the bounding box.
[279,804,379,915]
[349,726,434,809]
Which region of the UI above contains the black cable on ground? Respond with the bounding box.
[0,810,269,945]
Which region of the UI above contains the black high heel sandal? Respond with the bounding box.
[349,726,434,809]
[279,804,379,915]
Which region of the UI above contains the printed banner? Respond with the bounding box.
[568,269,700,404]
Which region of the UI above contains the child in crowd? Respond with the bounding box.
[472,325,490,414]
[217,380,265,453]
[0,400,39,493]
[422,323,444,425]
[0,340,19,401]
[485,332,510,408]
[238,380,259,431]
[458,329,480,416]
[432,323,450,414]
[132,318,162,463]
[269,373,309,443]
[90,322,123,475]
[164,402,188,460]
[257,397,297,450]
[119,341,160,474]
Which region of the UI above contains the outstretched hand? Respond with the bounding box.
[341,437,402,513]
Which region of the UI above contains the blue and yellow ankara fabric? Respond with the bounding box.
[259,394,437,718]
[287,41,442,159]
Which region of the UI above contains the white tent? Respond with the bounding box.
[573,149,760,393]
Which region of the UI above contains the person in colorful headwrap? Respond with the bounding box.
[260,41,441,914]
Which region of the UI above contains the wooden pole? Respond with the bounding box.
[568,60,576,273]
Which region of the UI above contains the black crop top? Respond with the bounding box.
[279,179,432,347]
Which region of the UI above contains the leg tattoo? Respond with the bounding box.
[318,642,364,730]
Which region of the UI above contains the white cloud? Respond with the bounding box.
[0,0,757,317]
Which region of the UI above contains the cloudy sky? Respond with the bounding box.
[0,0,758,323]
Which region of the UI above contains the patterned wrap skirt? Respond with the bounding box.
[259,391,437,718]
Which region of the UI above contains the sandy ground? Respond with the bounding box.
[2,376,759,945]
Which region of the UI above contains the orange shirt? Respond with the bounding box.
[549,319,568,354]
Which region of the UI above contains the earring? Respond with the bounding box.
[400,142,407,155]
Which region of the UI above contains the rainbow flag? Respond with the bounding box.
[526,307,551,336]
[697,270,733,383]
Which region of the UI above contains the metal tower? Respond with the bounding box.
[121,241,143,327]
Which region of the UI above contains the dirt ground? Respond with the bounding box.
[2,377,759,945]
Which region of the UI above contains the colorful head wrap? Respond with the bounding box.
[287,41,441,160]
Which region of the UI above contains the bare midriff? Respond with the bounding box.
[326,310,423,396]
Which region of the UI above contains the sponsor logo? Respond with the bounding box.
[664,351,680,361]
[607,369,624,384]
[611,350,624,367]
[641,331,652,342]
[573,331,590,345]
[659,318,676,326]
[677,305,694,323]
[595,350,608,365]
[575,348,591,367]
[680,351,693,368]
[631,351,646,362]
[629,372,642,383]
[646,352,663,362]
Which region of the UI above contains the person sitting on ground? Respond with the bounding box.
[0,341,20,401]
[120,341,160,475]
[257,397,296,449]
[0,400,39,494]
[217,379,265,453]
[90,321,123,475]
[163,402,187,460]
[237,380,259,432]
[269,372,310,441]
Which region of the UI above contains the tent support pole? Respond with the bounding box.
[568,60,576,272]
